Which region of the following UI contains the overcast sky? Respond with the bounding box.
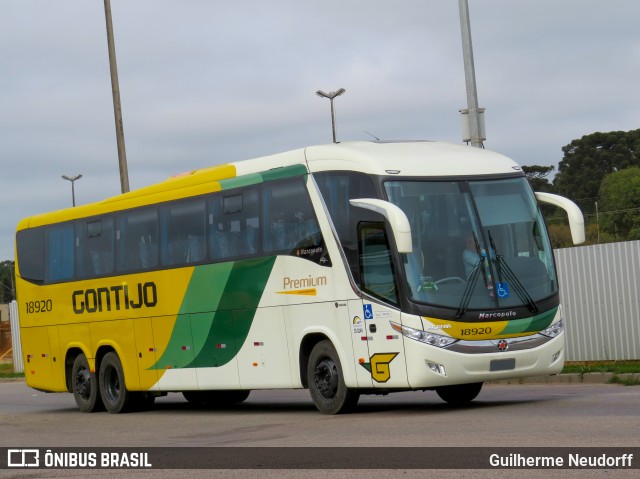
[1,0,639,261]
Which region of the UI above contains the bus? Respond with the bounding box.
[15,140,584,414]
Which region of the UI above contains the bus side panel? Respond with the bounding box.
[21,326,55,391]
[58,322,92,369]
[132,317,160,391]
[362,302,409,388]
[152,314,198,390]
[237,306,293,388]
[192,311,241,390]
[285,302,357,388]
[347,300,374,388]
[47,325,65,390]
[90,319,141,391]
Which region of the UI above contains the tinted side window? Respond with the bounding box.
[359,223,398,305]
[209,189,260,260]
[16,228,45,282]
[117,208,159,272]
[76,218,114,277]
[46,224,75,282]
[315,171,379,283]
[160,199,206,266]
[263,178,321,253]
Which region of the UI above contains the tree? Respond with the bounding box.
[553,129,640,214]
[0,261,16,303]
[522,165,555,192]
[597,167,640,240]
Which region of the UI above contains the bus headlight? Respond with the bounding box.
[540,320,564,338]
[390,322,458,348]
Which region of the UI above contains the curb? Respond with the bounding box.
[490,372,640,385]
[2,373,639,385]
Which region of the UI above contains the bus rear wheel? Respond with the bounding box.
[99,352,133,413]
[435,382,483,405]
[71,353,104,413]
[307,340,359,414]
[182,390,250,406]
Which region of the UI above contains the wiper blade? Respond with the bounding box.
[455,233,484,319]
[488,231,538,314]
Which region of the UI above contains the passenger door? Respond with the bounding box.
[357,222,408,388]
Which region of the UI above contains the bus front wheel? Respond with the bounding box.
[71,353,104,413]
[307,340,359,414]
[435,382,483,405]
[99,352,132,413]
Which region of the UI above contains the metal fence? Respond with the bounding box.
[555,240,640,361]
[9,300,23,373]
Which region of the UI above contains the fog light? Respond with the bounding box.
[427,362,447,376]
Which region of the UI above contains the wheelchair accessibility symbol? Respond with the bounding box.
[363,304,374,320]
[496,282,510,298]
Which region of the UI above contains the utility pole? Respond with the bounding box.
[104,0,130,193]
[458,0,485,148]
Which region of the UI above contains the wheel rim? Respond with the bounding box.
[314,358,339,399]
[75,367,92,400]
[103,365,121,404]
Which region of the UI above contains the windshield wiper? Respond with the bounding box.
[488,230,538,314]
[455,233,485,319]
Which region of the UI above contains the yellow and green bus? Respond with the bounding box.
[15,141,584,414]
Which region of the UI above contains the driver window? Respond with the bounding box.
[358,222,398,305]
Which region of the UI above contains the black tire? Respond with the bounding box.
[99,352,133,414]
[436,382,483,405]
[182,390,250,406]
[307,340,359,414]
[71,353,104,413]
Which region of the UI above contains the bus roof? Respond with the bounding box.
[17,141,521,230]
[301,141,519,176]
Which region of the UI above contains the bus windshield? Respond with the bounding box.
[384,177,557,313]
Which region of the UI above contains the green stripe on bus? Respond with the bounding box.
[149,257,276,370]
[218,164,308,191]
[260,164,308,182]
[499,307,557,335]
[218,173,264,190]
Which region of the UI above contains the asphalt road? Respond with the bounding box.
[0,380,638,478]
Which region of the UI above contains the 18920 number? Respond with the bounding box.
[460,327,492,336]
[26,300,53,314]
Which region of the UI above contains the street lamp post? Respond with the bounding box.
[316,88,346,143]
[62,174,83,207]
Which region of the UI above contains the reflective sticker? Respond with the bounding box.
[352,316,363,334]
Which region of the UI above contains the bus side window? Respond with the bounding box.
[314,171,378,284]
[263,178,322,253]
[358,222,398,305]
[117,208,159,272]
[45,224,74,282]
[161,200,206,266]
[16,227,46,283]
[75,218,114,278]
[209,189,259,261]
